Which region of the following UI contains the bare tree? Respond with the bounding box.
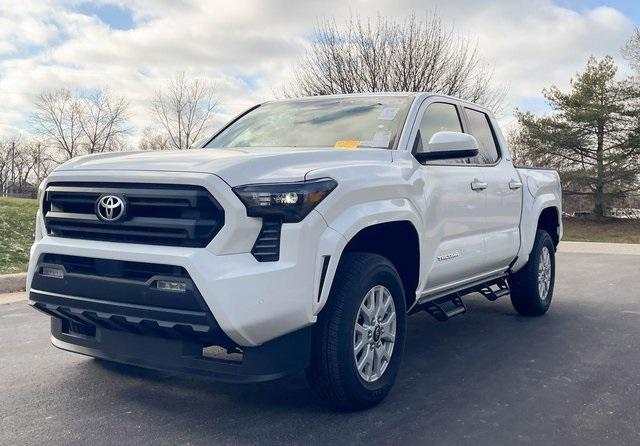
[138,127,170,151]
[505,128,539,167]
[22,139,56,189]
[31,89,84,161]
[150,72,217,150]
[0,135,24,195]
[31,88,130,162]
[0,138,13,195]
[79,91,130,154]
[623,27,640,75]
[287,13,505,111]
[0,135,57,195]
[12,145,35,191]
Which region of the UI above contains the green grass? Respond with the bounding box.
[563,216,640,244]
[0,197,38,274]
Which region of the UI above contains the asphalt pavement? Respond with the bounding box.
[1,251,640,445]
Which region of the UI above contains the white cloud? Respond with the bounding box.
[0,0,635,142]
[0,0,60,53]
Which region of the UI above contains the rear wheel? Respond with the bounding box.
[306,253,406,410]
[510,230,556,316]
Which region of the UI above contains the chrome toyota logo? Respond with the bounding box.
[96,195,126,222]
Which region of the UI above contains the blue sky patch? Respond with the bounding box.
[75,2,135,30]
[555,0,640,22]
[518,97,552,115]
[236,73,261,90]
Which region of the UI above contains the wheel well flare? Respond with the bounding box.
[538,207,560,247]
[342,221,420,308]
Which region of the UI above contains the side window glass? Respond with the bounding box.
[414,103,463,154]
[465,108,500,164]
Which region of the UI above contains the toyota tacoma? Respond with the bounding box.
[28,93,562,409]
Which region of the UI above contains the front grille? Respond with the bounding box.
[43,182,224,247]
[41,253,189,282]
[39,253,200,311]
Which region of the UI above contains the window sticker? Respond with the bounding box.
[360,131,392,148]
[334,140,359,149]
[372,130,391,147]
[378,107,399,121]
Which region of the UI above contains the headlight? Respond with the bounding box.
[233,178,337,223]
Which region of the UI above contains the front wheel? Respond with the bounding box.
[510,229,556,316]
[306,253,407,410]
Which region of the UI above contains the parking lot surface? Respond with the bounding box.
[1,251,640,445]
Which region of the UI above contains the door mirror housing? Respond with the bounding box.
[414,131,479,163]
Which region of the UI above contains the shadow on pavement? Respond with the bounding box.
[84,293,616,417]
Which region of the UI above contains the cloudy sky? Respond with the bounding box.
[0,0,638,144]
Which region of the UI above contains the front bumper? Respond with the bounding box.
[28,252,313,382]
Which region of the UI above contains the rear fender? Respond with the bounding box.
[513,194,561,272]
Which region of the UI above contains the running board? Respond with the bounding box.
[411,275,511,320]
[423,294,467,322]
[479,278,510,301]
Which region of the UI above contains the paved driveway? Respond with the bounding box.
[1,251,640,445]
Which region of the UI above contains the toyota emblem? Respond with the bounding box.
[96,195,126,222]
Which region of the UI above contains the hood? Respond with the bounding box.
[56,147,393,186]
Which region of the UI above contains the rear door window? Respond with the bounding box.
[464,108,500,164]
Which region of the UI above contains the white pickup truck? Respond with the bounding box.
[28,93,562,409]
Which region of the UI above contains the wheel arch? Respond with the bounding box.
[316,217,421,315]
[537,206,561,247]
[512,199,562,273]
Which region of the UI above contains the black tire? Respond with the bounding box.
[306,252,407,410]
[510,229,556,316]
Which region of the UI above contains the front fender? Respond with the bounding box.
[313,199,423,314]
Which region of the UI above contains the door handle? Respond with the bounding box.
[470,179,488,191]
[509,179,523,190]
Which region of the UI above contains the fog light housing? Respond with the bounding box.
[156,280,187,293]
[41,265,64,279]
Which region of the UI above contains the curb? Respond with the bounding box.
[0,273,27,293]
[559,241,640,256]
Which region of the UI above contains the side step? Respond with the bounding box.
[424,294,467,322]
[419,277,511,321]
[479,278,510,301]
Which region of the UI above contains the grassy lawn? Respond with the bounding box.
[563,216,640,244]
[0,197,38,274]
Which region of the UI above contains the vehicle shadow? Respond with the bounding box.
[83,293,608,415]
[60,288,636,445]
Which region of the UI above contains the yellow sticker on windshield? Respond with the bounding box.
[335,140,359,149]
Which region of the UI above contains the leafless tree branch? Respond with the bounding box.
[285,13,506,113]
[150,72,218,150]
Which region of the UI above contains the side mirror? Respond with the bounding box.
[414,131,479,162]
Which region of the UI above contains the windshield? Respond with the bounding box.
[205,96,413,150]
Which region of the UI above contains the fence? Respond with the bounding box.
[606,208,640,219]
